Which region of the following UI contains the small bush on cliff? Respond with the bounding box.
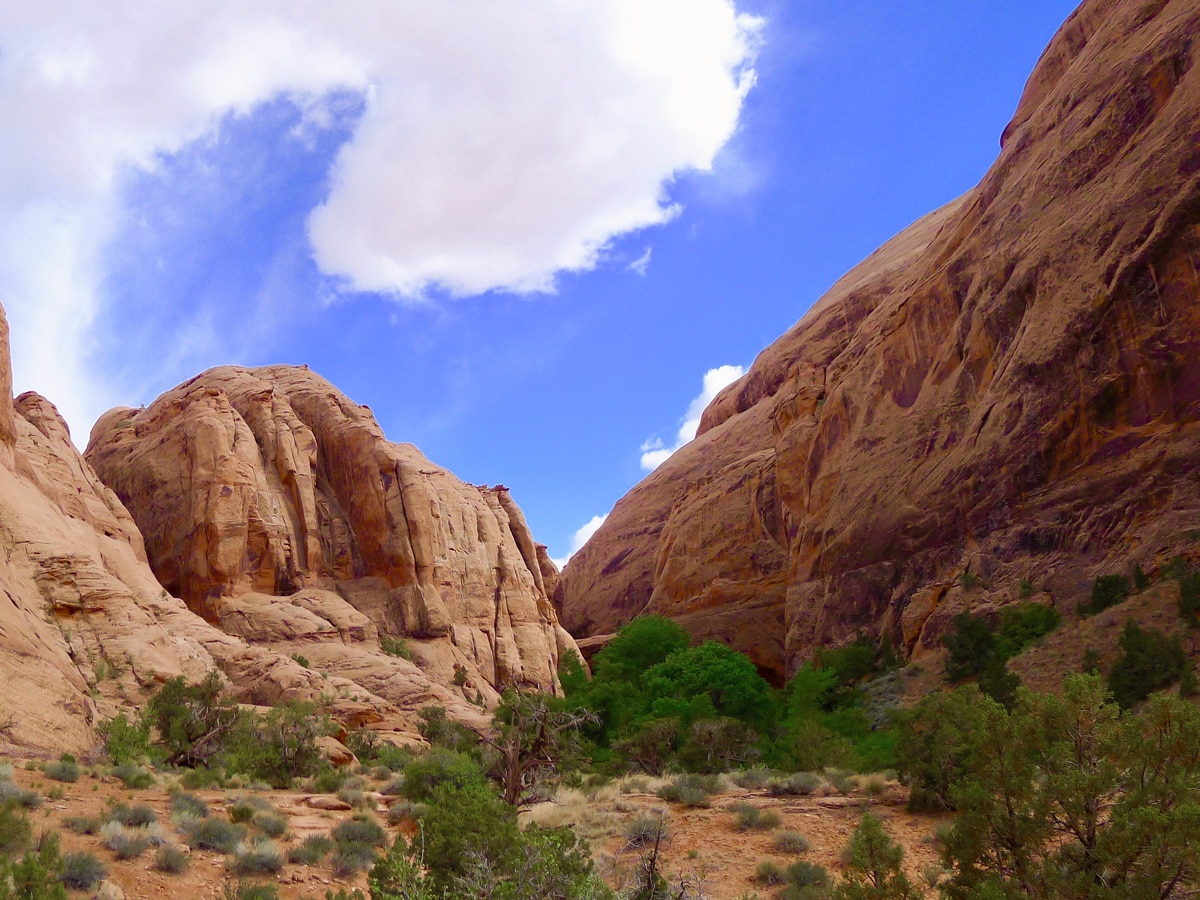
[1107,620,1188,709]
[1080,574,1129,616]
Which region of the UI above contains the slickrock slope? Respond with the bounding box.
[85,365,577,702]
[560,0,1200,680]
[0,304,487,757]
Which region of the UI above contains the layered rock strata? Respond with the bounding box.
[559,0,1200,680]
[85,365,577,701]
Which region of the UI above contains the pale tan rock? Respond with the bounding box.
[560,0,1200,678]
[316,735,357,768]
[305,795,352,811]
[86,365,578,696]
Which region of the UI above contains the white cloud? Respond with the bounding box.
[0,1,762,435]
[627,247,653,276]
[550,513,609,569]
[640,364,744,470]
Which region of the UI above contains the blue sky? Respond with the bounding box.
[0,1,1080,562]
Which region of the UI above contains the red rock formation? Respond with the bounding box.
[559,0,1200,680]
[85,365,577,698]
[0,303,486,756]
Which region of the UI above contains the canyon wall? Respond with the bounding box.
[559,0,1200,680]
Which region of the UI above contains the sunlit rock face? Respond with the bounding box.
[86,364,578,701]
[559,0,1200,680]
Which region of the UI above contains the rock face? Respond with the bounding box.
[0,304,494,756]
[85,365,577,699]
[559,0,1200,680]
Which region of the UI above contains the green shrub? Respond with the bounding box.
[287,833,334,865]
[310,767,348,794]
[223,882,279,900]
[978,655,1022,711]
[400,749,485,803]
[146,671,240,767]
[102,824,151,860]
[0,801,32,854]
[179,767,223,790]
[895,686,993,812]
[291,654,310,668]
[1107,620,1188,709]
[386,801,426,825]
[107,802,157,828]
[766,772,822,797]
[942,613,995,680]
[1080,574,1129,616]
[774,830,810,853]
[623,813,669,848]
[58,851,106,890]
[755,860,786,885]
[380,636,413,660]
[677,716,759,773]
[784,859,830,890]
[181,816,246,853]
[221,701,329,788]
[332,817,386,848]
[251,811,287,838]
[833,812,918,899]
[112,763,155,789]
[331,841,378,877]
[170,790,208,819]
[154,844,189,874]
[730,767,772,790]
[1179,568,1200,626]
[994,602,1060,658]
[655,773,718,807]
[63,815,102,835]
[97,712,152,766]
[229,837,283,875]
[43,758,78,783]
[227,801,256,823]
[0,782,40,809]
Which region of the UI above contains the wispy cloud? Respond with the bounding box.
[550,514,609,569]
[0,1,763,436]
[627,247,653,277]
[640,364,744,470]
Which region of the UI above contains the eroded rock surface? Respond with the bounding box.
[85,365,576,700]
[559,0,1200,679]
[0,305,487,756]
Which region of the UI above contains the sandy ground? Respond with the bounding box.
[1,762,949,899]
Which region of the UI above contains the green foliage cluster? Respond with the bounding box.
[369,783,612,899]
[1079,573,1130,616]
[897,674,1200,897]
[563,615,899,775]
[941,603,1060,707]
[0,830,68,900]
[830,813,918,900]
[1107,620,1190,709]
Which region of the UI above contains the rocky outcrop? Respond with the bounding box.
[85,365,577,700]
[0,304,488,756]
[559,0,1200,680]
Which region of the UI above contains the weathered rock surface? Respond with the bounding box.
[85,365,577,699]
[559,0,1200,680]
[0,305,482,756]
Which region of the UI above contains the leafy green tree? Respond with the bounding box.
[1080,574,1129,616]
[483,689,597,806]
[895,685,994,812]
[643,641,773,728]
[1107,620,1187,709]
[146,671,240,767]
[832,813,918,899]
[613,718,680,776]
[939,675,1200,898]
[97,712,152,766]
[222,701,330,787]
[592,616,690,683]
[401,749,487,803]
[977,656,1021,711]
[676,717,759,773]
[942,613,996,681]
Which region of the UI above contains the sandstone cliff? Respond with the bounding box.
[0,305,495,757]
[559,0,1200,680]
[85,366,577,703]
